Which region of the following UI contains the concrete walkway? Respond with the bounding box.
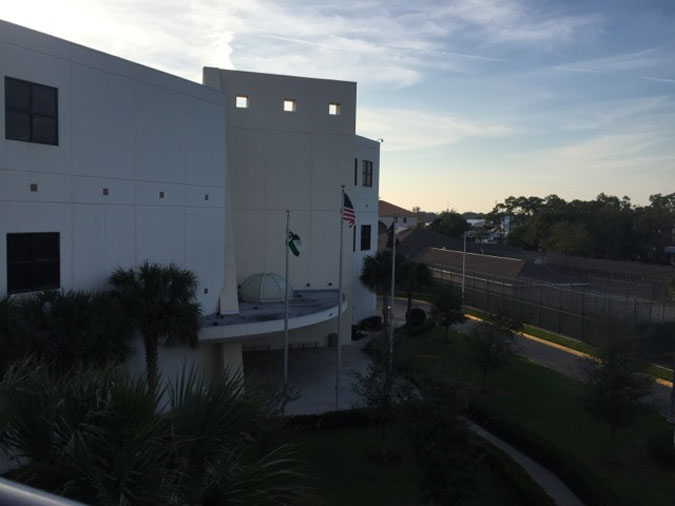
[243,335,374,415]
[470,422,583,506]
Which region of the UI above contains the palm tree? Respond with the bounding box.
[109,261,201,387]
[0,295,26,373]
[399,261,433,322]
[17,290,132,369]
[359,250,408,329]
[0,361,310,505]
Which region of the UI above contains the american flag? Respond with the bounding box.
[342,193,355,227]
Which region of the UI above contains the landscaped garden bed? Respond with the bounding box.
[402,327,675,506]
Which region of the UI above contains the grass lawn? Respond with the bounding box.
[403,327,675,506]
[299,425,525,506]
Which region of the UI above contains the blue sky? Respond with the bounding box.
[3,0,674,212]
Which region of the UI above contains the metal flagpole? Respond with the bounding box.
[283,210,290,383]
[461,231,467,306]
[336,186,345,411]
[388,215,397,371]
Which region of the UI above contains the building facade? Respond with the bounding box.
[0,20,379,380]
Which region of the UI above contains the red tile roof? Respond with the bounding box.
[379,200,416,217]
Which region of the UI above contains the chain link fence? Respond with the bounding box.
[430,264,675,343]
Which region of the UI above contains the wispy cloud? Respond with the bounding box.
[2,0,600,88]
[554,95,674,132]
[358,107,515,151]
[555,49,664,76]
[642,76,675,84]
[437,0,601,48]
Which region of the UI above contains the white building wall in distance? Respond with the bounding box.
[352,136,381,324]
[0,20,226,314]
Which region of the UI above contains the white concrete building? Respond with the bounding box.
[0,20,379,380]
[352,135,380,323]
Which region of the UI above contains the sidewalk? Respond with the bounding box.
[242,335,374,415]
[470,422,583,506]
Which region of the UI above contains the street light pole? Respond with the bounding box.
[461,231,467,306]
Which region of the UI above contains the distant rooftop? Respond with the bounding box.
[379,200,416,217]
[416,247,526,279]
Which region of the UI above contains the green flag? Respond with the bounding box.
[288,231,303,257]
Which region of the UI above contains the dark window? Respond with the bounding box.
[353,226,356,252]
[360,225,371,251]
[354,158,358,185]
[362,160,373,187]
[5,77,58,145]
[7,232,60,294]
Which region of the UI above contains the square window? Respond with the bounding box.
[159,191,165,199]
[102,188,109,196]
[7,232,60,293]
[5,77,58,145]
[30,183,38,192]
[283,99,296,112]
[235,95,249,108]
[329,102,341,115]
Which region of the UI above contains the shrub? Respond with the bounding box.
[647,430,675,468]
[0,361,310,506]
[469,322,516,384]
[285,408,374,431]
[360,315,383,331]
[429,286,464,338]
[404,320,435,338]
[406,307,426,327]
[403,379,483,506]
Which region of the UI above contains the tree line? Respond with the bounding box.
[486,192,675,264]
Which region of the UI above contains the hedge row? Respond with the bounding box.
[468,402,621,506]
[284,407,374,431]
[480,441,555,506]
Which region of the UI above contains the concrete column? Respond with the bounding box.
[222,341,243,376]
